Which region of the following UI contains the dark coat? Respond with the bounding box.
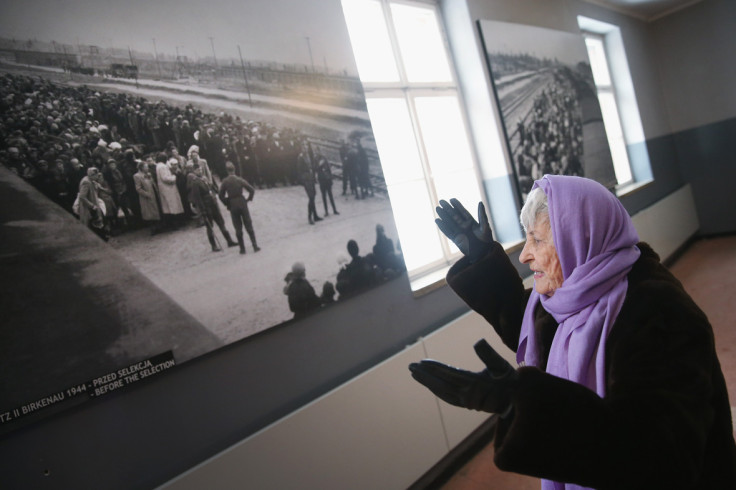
[317,158,333,189]
[447,241,736,489]
[133,170,160,221]
[286,277,321,320]
[218,175,255,211]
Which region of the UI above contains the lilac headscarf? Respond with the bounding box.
[516,176,640,490]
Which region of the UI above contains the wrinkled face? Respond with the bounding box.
[519,215,564,296]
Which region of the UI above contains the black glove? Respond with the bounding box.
[435,199,493,263]
[409,339,518,414]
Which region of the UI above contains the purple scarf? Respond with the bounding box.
[516,176,640,490]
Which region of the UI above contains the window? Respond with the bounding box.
[341,0,483,282]
[582,30,634,186]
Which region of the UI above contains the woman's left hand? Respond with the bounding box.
[435,199,493,263]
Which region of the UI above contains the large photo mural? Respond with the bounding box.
[0,0,406,433]
[478,19,617,203]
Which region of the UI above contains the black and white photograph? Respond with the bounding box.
[478,19,617,202]
[0,0,406,431]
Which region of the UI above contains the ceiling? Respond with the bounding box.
[583,0,704,21]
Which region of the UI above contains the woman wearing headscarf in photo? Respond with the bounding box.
[410,175,736,489]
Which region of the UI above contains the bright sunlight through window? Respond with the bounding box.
[584,33,633,185]
[342,0,482,282]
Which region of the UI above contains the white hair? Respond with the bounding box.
[520,187,549,232]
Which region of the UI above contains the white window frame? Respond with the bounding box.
[582,30,634,187]
[578,15,651,193]
[343,0,485,285]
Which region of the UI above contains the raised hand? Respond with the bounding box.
[409,339,517,414]
[435,199,493,263]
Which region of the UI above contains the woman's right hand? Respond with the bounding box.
[409,339,517,415]
[435,199,493,263]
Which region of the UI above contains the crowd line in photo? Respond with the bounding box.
[0,72,379,235]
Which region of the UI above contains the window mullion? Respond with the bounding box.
[344,0,483,278]
[383,0,455,262]
[403,92,453,260]
[409,91,475,263]
[582,28,634,186]
[381,0,410,86]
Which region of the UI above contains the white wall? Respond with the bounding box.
[161,311,507,490]
[631,184,698,260]
[649,0,736,133]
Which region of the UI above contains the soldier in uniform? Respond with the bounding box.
[316,152,339,217]
[297,143,322,224]
[188,163,238,252]
[218,161,260,254]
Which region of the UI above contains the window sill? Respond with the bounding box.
[615,179,653,198]
[410,266,449,297]
[409,238,526,297]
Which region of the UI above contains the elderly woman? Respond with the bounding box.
[410,175,736,489]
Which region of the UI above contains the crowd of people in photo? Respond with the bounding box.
[283,223,406,320]
[1,71,405,322]
[512,67,586,196]
[0,72,379,243]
